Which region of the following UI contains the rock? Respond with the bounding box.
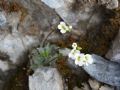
[83,54,120,86]
[0,12,6,26]
[81,83,90,90]
[72,84,90,90]
[99,0,118,9]
[59,46,120,86]
[0,60,12,72]
[99,85,114,90]
[16,0,60,31]
[106,30,120,64]
[73,86,81,90]
[41,0,68,9]
[0,34,39,65]
[88,79,100,90]
[0,0,61,65]
[42,0,119,56]
[29,67,64,90]
[42,0,118,32]
[42,0,101,34]
[0,0,60,89]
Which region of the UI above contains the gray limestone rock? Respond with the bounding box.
[29,67,64,90]
[0,12,6,26]
[41,0,118,35]
[41,0,100,34]
[106,30,120,64]
[59,48,120,86]
[99,0,118,9]
[83,54,120,86]
[16,0,60,31]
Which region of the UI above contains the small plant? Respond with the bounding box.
[30,21,92,71]
[29,21,71,70]
[30,44,59,70]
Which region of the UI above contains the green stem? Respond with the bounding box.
[40,29,55,47]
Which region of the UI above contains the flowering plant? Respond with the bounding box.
[68,43,93,66]
[57,21,93,66]
[58,21,72,33]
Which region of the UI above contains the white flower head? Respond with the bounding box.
[75,53,93,66]
[68,43,92,66]
[57,21,72,34]
[58,22,65,30]
[75,53,84,66]
[72,43,77,49]
[85,54,93,65]
[69,25,72,29]
[60,29,66,34]
[68,49,80,60]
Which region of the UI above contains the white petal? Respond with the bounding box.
[69,26,72,29]
[58,24,62,29]
[75,59,79,65]
[60,21,66,26]
[88,58,93,64]
[68,52,75,60]
[78,61,84,66]
[72,43,77,49]
[60,29,66,33]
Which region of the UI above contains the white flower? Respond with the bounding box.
[69,25,72,29]
[60,29,66,34]
[68,43,92,66]
[57,22,65,30]
[75,53,84,66]
[68,49,80,60]
[75,53,93,66]
[85,54,93,64]
[57,21,72,34]
[72,43,77,49]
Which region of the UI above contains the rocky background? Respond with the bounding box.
[0,0,120,90]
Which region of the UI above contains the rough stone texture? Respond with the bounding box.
[83,54,120,86]
[59,45,120,87]
[0,0,119,89]
[42,0,120,55]
[88,79,100,90]
[60,48,120,86]
[42,0,101,34]
[0,60,12,72]
[73,86,81,90]
[42,0,118,32]
[0,0,60,89]
[99,0,118,9]
[0,0,60,66]
[99,85,114,90]
[29,67,64,90]
[106,30,120,64]
[0,12,6,26]
[0,34,39,65]
[16,0,60,32]
[0,12,40,65]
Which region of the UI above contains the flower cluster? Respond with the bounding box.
[68,43,93,66]
[57,21,72,33]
